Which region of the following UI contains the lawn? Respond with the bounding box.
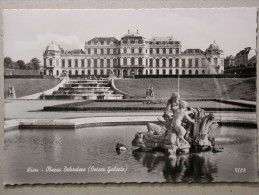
[4,78,61,98]
[114,77,256,101]
[4,68,41,75]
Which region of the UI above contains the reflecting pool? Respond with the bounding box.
[4,125,258,184]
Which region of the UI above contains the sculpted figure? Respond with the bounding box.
[171,100,194,146]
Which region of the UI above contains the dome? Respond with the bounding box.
[207,41,220,50]
[46,42,60,51]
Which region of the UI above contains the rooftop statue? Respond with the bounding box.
[132,92,219,155]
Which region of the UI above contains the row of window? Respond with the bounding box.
[86,48,180,55]
[45,57,222,67]
[87,40,180,46]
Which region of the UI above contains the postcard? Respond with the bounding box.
[3,8,258,184]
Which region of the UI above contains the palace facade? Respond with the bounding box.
[43,30,224,77]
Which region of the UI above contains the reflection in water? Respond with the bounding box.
[133,151,217,182]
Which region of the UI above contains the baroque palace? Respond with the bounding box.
[43,30,224,77]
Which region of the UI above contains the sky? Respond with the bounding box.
[3,8,257,63]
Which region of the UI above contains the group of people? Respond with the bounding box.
[163,92,195,147]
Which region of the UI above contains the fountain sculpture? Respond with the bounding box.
[132,94,219,155]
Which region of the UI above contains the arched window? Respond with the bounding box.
[94,69,97,75]
[124,48,127,53]
[94,49,97,54]
[214,58,217,65]
[69,70,72,75]
[107,48,110,54]
[56,70,59,76]
[176,69,179,75]
[101,49,104,54]
[124,58,127,65]
[182,69,185,75]
[107,59,110,67]
[156,48,159,54]
[149,59,153,67]
[162,59,166,67]
[138,69,142,75]
[139,48,142,53]
[82,70,85,75]
[156,69,159,75]
[169,59,172,67]
[131,48,134,53]
[88,70,91,75]
[169,69,172,75]
[94,59,97,67]
[202,69,205,74]
[156,59,160,67]
[189,70,192,75]
[138,58,142,65]
[75,70,78,75]
[88,49,91,54]
[131,57,135,65]
[146,70,148,75]
[195,70,199,75]
[163,48,166,54]
[100,69,104,75]
[123,69,127,77]
[49,59,52,66]
[100,59,104,68]
[150,69,153,75]
[175,59,179,67]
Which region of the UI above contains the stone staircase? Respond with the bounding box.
[41,79,124,100]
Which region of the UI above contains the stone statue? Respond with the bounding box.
[132,93,218,155]
[7,85,16,99]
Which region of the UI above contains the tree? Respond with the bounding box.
[16,60,26,70]
[4,57,13,68]
[30,58,41,70]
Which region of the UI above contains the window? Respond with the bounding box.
[100,59,104,68]
[94,49,97,54]
[113,59,117,66]
[139,48,142,53]
[156,59,159,67]
[75,70,78,75]
[100,69,104,75]
[107,59,110,67]
[176,69,179,75]
[182,69,185,75]
[113,49,117,54]
[82,70,85,75]
[124,58,127,65]
[169,48,172,54]
[214,58,217,65]
[131,57,135,65]
[69,70,72,75]
[56,70,59,75]
[75,59,78,67]
[182,59,185,67]
[94,59,97,67]
[150,49,153,54]
[156,48,159,54]
[107,49,110,54]
[202,69,205,74]
[162,59,166,67]
[88,70,91,75]
[163,69,166,75]
[44,59,46,66]
[88,49,91,54]
[49,59,52,66]
[156,69,159,75]
[195,58,199,67]
[163,48,166,54]
[189,70,192,75]
[169,59,172,67]
[124,48,127,53]
[175,59,179,67]
[138,58,142,65]
[188,59,192,67]
[195,70,199,75]
[94,69,97,75]
[68,59,71,67]
[150,69,153,75]
[169,69,172,75]
[87,59,91,67]
[149,59,153,67]
[176,48,179,54]
[131,48,134,53]
[81,59,84,67]
[101,49,104,54]
[62,59,65,67]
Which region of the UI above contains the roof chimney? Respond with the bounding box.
[128,29,130,34]
[137,29,139,34]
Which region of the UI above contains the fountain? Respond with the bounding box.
[41,77,124,100]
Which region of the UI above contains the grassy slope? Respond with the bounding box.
[114,78,256,101]
[4,79,60,98]
[4,68,40,75]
